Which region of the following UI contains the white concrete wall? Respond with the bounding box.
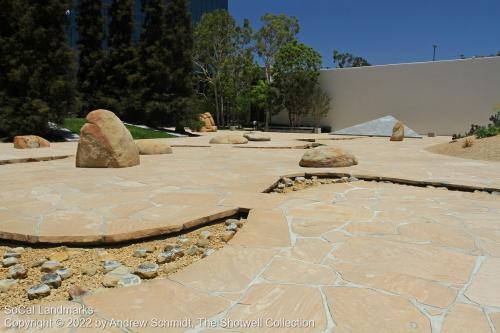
[272,57,500,135]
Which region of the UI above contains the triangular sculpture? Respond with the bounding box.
[331,115,422,138]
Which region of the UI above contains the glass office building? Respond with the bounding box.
[68,0,229,48]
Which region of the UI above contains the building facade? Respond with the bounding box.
[272,56,500,135]
[68,0,229,48]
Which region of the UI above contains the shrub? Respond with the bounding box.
[475,125,500,139]
[462,138,474,148]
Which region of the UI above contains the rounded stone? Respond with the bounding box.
[133,248,148,258]
[221,231,236,242]
[102,274,120,288]
[135,263,159,279]
[48,251,69,262]
[196,239,210,248]
[157,251,177,264]
[225,218,239,226]
[31,258,47,268]
[186,245,203,256]
[41,261,63,273]
[2,257,19,267]
[56,268,73,280]
[27,284,51,300]
[3,252,21,259]
[202,248,216,258]
[226,223,238,232]
[118,274,142,288]
[82,264,98,276]
[103,260,122,273]
[9,264,27,279]
[299,147,358,168]
[199,230,212,240]
[209,134,248,145]
[0,279,17,293]
[135,140,173,155]
[163,243,180,252]
[176,236,190,245]
[41,273,62,289]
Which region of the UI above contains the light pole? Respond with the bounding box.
[432,44,437,61]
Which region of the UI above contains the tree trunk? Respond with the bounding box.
[213,81,220,126]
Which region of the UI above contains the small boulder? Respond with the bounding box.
[13,135,50,149]
[76,109,140,168]
[27,284,51,300]
[103,260,122,273]
[41,261,63,273]
[56,268,73,280]
[244,133,271,142]
[31,258,47,268]
[390,121,405,141]
[2,257,19,267]
[226,223,238,232]
[9,264,27,279]
[221,231,236,242]
[0,279,17,293]
[135,140,173,155]
[186,245,203,256]
[133,248,148,258]
[199,230,212,240]
[209,134,248,145]
[135,262,159,279]
[198,113,218,132]
[48,251,69,263]
[196,238,210,248]
[299,147,358,168]
[117,274,142,288]
[82,264,98,276]
[202,248,216,258]
[41,273,62,289]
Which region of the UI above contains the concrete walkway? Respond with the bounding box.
[0,132,499,332]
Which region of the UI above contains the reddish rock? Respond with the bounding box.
[390,121,405,141]
[13,135,50,149]
[76,109,140,168]
[198,113,218,132]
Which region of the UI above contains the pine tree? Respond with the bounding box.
[102,0,138,120]
[0,0,77,138]
[164,0,195,131]
[76,0,106,115]
[138,0,171,126]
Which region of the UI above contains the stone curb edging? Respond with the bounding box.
[263,172,500,194]
[0,155,73,166]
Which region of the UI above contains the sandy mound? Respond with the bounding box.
[426,135,500,162]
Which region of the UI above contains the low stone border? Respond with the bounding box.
[264,172,500,194]
[0,155,72,166]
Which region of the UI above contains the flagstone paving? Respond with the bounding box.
[0,131,499,332]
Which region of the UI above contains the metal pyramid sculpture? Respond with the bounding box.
[331,115,422,138]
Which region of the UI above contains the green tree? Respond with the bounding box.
[273,41,322,127]
[164,0,196,132]
[255,13,299,130]
[309,84,331,129]
[333,50,371,68]
[0,0,77,138]
[101,0,138,119]
[137,0,170,126]
[76,0,106,115]
[193,10,253,127]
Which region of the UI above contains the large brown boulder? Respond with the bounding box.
[13,135,50,149]
[76,110,140,168]
[299,147,358,168]
[135,140,172,155]
[209,134,248,144]
[390,121,405,141]
[199,113,217,132]
[244,133,271,142]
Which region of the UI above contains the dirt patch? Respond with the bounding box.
[0,215,245,309]
[426,135,500,162]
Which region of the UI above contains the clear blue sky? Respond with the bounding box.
[229,0,500,67]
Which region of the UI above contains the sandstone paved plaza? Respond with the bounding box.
[1,131,500,332]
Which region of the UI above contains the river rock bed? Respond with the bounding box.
[271,175,358,193]
[0,215,246,309]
